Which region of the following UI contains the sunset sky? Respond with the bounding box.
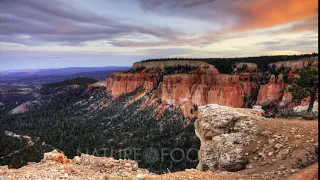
[0,0,318,70]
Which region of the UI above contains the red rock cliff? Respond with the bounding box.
[158,71,244,116]
[106,72,160,98]
[256,57,318,106]
[105,57,318,117]
[256,74,284,105]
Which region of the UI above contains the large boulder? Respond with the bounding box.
[195,104,264,172]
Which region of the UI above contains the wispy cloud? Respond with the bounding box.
[0,0,318,70]
[138,0,318,32]
[0,0,179,46]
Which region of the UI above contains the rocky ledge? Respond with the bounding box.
[0,150,149,179]
[195,104,318,179]
[195,104,264,172]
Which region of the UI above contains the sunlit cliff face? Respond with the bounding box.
[0,0,318,70]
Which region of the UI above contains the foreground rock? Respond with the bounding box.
[195,104,318,179]
[195,104,264,172]
[1,150,149,179]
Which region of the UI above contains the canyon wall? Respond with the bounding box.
[106,72,160,98]
[159,73,244,110]
[105,57,318,117]
[256,74,284,105]
[269,57,318,79]
[106,61,245,117]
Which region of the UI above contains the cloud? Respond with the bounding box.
[285,16,318,33]
[253,36,318,52]
[0,0,318,55]
[138,0,318,32]
[0,0,179,46]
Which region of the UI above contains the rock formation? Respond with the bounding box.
[86,81,106,91]
[106,72,160,98]
[0,150,149,179]
[106,61,246,117]
[159,74,244,117]
[256,74,284,106]
[293,101,318,114]
[105,57,318,117]
[234,62,258,73]
[10,101,39,114]
[195,104,319,179]
[195,104,264,171]
[269,57,318,80]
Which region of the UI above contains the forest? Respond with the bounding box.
[140,53,318,73]
[0,80,199,173]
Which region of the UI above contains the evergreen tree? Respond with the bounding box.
[289,67,318,113]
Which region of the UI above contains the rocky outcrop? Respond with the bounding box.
[195,104,319,179]
[195,104,264,171]
[106,72,160,98]
[0,150,149,179]
[234,63,258,73]
[256,75,284,105]
[10,101,39,114]
[132,60,214,72]
[86,81,106,92]
[269,57,318,79]
[293,101,318,114]
[255,57,318,107]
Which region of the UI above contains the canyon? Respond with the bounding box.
[0,55,318,179]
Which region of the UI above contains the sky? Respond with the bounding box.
[0,0,318,70]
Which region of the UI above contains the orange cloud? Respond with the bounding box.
[229,0,318,31]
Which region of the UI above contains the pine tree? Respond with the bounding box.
[289,67,318,113]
